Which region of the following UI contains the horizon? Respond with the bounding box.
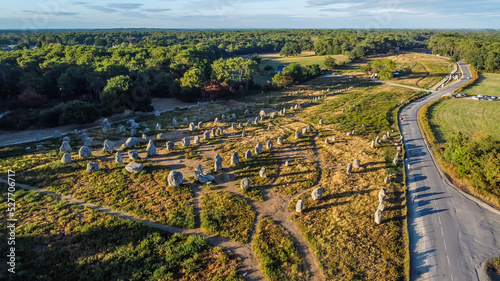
[1,0,500,30]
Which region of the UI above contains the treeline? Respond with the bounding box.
[429,33,500,71]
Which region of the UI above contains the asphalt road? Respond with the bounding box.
[401,61,500,281]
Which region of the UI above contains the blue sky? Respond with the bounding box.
[1,0,499,30]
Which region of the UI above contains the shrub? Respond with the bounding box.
[59,100,99,125]
[38,103,65,127]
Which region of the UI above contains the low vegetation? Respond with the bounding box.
[486,258,500,281]
[253,217,306,281]
[200,191,256,243]
[0,190,242,281]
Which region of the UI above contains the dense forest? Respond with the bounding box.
[1,29,499,130]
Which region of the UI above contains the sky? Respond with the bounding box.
[1,0,500,30]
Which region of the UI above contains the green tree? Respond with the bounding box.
[280,42,301,57]
[324,56,337,69]
[283,63,304,82]
[180,68,204,88]
[100,75,132,114]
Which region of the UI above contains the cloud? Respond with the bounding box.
[71,1,88,5]
[307,0,360,6]
[86,5,118,13]
[107,3,143,10]
[142,8,171,13]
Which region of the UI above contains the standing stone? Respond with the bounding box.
[193,136,200,144]
[353,159,360,169]
[347,163,352,174]
[86,162,100,172]
[295,131,302,139]
[128,150,139,160]
[254,117,259,124]
[157,133,167,140]
[35,133,43,142]
[230,152,239,165]
[211,127,217,137]
[146,140,157,156]
[384,176,390,183]
[155,110,160,117]
[374,209,382,225]
[382,135,387,141]
[60,141,72,153]
[198,122,203,129]
[266,140,273,150]
[61,153,71,164]
[342,108,345,113]
[255,142,263,155]
[78,146,92,158]
[277,137,283,145]
[245,150,252,159]
[53,130,62,138]
[203,131,211,140]
[166,141,175,151]
[319,119,324,125]
[231,113,236,119]
[181,137,190,147]
[119,126,126,133]
[183,117,189,125]
[393,157,398,165]
[296,200,304,213]
[194,164,215,183]
[246,119,252,126]
[214,117,219,123]
[129,121,140,129]
[302,128,308,135]
[231,122,237,130]
[375,136,380,144]
[240,178,250,189]
[189,122,196,131]
[155,123,162,131]
[103,140,114,152]
[216,127,223,135]
[241,130,247,137]
[125,137,139,148]
[79,133,87,141]
[244,109,250,116]
[325,138,329,144]
[214,154,223,172]
[387,131,391,138]
[259,167,267,178]
[378,202,385,212]
[378,188,386,203]
[311,187,324,200]
[332,136,336,142]
[83,137,93,147]
[102,119,111,130]
[172,119,178,128]
[259,110,266,117]
[63,136,70,143]
[167,170,183,186]
[346,132,351,136]
[371,140,375,149]
[268,125,272,130]
[239,122,243,128]
[115,152,123,164]
[285,160,289,166]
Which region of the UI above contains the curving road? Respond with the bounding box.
[401,61,500,281]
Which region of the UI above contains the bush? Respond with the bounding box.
[38,103,65,127]
[59,100,99,125]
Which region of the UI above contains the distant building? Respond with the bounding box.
[275,65,285,74]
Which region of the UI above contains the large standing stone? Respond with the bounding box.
[211,127,217,137]
[311,187,323,200]
[277,137,283,145]
[266,140,273,150]
[125,162,143,173]
[374,209,382,225]
[214,154,223,172]
[203,131,211,140]
[86,162,100,172]
[146,140,157,156]
[296,200,303,213]
[168,170,183,186]
[103,140,114,152]
[60,141,72,153]
[245,150,252,159]
[128,150,139,160]
[53,130,62,138]
[255,142,263,155]
[353,159,360,169]
[181,137,190,147]
[259,167,267,178]
[166,141,175,151]
[214,117,219,123]
[295,131,302,139]
[78,146,92,158]
[125,137,139,147]
[61,153,71,164]
[230,152,239,165]
[378,188,386,203]
[189,122,196,131]
[115,152,123,164]
[240,178,250,189]
[347,163,352,174]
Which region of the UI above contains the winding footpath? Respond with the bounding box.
[401,61,500,281]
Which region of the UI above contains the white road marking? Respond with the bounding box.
[438,216,441,224]
[447,255,451,266]
[444,240,447,250]
[451,274,454,281]
[441,228,444,236]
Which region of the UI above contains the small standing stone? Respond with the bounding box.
[84,137,93,147]
[266,140,273,150]
[115,152,123,164]
[347,163,352,174]
[214,154,223,172]
[231,152,239,165]
[296,200,303,213]
[146,140,157,156]
[155,123,162,131]
[103,140,114,152]
[125,162,144,173]
[259,167,267,178]
[378,188,386,203]
[319,119,323,125]
[166,141,175,151]
[255,142,263,155]
[295,131,302,139]
[189,122,196,131]
[183,117,189,125]
[285,160,289,166]
[245,149,252,159]
[155,110,160,117]
[242,130,247,137]
[240,178,250,189]
[125,137,139,147]
[325,138,329,144]
[198,122,204,129]
[311,187,323,200]
[203,131,211,140]
[63,136,70,142]
[78,146,92,158]
[128,150,139,160]
[181,137,190,147]
[382,135,387,141]
[168,170,183,186]
[193,136,200,144]
[353,159,360,169]
[374,209,382,225]
[172,119,178,128]
[277,137,283,145]
[60,141,72,153]
[393,157,398,166]
[231,122,237,130]
[61,153,71,164]
[371,140,375,149]
[86,162,100,172]
[53,130,62,138]
[384,176,390,183]
[119,126,126,133]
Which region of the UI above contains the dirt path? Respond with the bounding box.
[415,62,430,88]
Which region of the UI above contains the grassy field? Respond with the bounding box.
[461,72,500,97]
[0,190,242,281]
[428,98,500,142]
[200,191,256,243]
[252,217,306,281]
